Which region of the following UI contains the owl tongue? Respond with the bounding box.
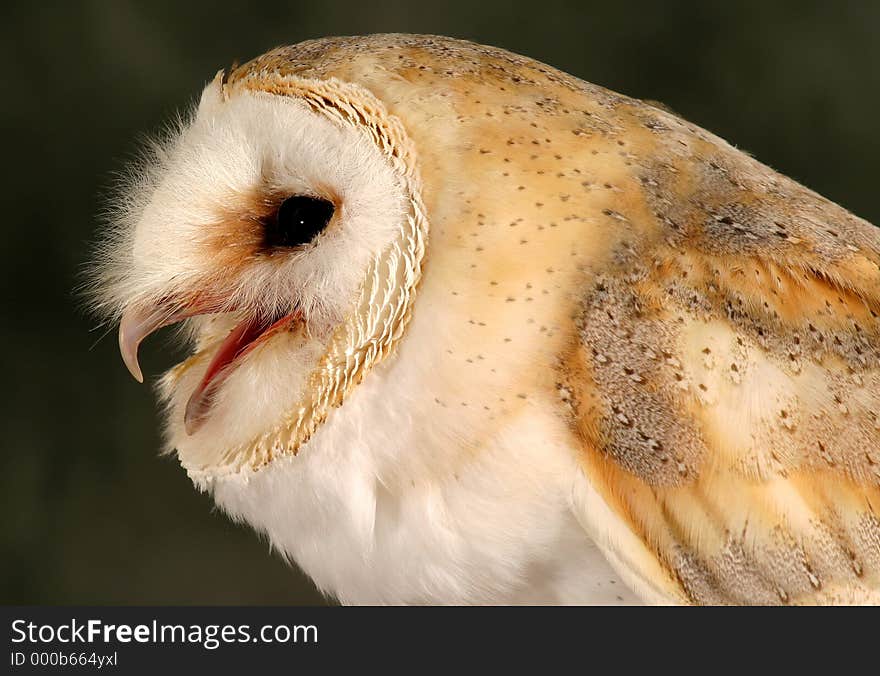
[184,312,295,435]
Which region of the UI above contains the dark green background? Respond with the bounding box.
[2,1,878,604]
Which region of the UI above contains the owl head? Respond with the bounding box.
[93,44,430,477]
[93,34,601,485]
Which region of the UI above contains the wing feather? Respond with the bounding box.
[566,102,880,604]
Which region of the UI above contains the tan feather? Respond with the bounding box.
[234,35,880,604]
[560,96,880,604]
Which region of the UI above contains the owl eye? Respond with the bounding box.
[264,195,335,248]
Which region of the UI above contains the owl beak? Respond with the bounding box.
[120,297,302,433]
[118,299,214,383]
[119,306,162,383]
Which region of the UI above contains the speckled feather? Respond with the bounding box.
[225,35,880,604]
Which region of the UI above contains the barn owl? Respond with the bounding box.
[92,34,880,605]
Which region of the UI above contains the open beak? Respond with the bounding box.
[118,298,300,434]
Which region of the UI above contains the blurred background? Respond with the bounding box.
[2,0,879,604]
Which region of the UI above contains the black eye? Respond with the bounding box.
[263,195,335,248]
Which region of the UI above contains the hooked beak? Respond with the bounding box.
[118,301,211,383]
[118,298,300,434]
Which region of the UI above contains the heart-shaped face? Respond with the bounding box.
[94,68,427,476]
